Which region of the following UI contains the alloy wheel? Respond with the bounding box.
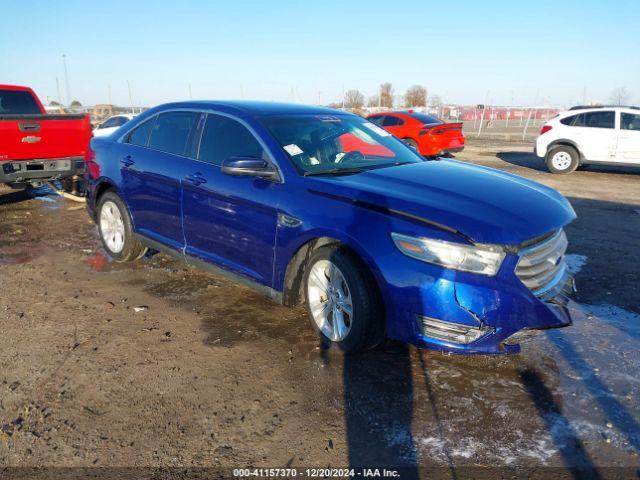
[307,259,353,341]
[99,200,125,253]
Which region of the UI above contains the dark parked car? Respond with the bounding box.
[86,101,577,354]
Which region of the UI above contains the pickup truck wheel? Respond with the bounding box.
[97,191,147,262]
[546,146,579,174]
[304,245,384,353]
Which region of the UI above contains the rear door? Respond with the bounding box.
[568,110,617,161]
[119,111,199,249]
[617,111,640,163]
[181,112,280,286]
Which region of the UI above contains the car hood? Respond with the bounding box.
[307,160,576,245]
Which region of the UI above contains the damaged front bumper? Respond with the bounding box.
[380,250,576,355]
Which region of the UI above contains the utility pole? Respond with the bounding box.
[127,80,134,113]
[188,84,193,99]
[317,91,322,105]
[55,77,62,105]
[62,54,71,106]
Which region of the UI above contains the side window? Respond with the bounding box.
[621,113,640,131]
[101,117,118,128]
[148,111,198,155]
[583,111,615,129]
[198,114,264,166]
[382,116,402,127]
[113,116,129,127]
[560,114,581,126]
[368,116,384,127]
[126,117,156,147]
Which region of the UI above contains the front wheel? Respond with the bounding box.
[97,191,147,262]
[304,245,384,353]
[546,146,579,174]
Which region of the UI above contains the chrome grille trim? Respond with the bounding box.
[516,229,571,298]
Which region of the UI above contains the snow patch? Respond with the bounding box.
[565,253,588,275]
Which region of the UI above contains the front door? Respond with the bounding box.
[119,111,198,250]
[181,113,280,287]
[617,111,640,163]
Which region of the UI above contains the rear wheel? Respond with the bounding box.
[97,191,147,262]
[304,245,384,353]
[546,146,579,174]
[402,138,419,151]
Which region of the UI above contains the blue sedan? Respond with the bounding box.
[86,101,577,354]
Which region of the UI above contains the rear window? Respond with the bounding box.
[584,111,615,129]
[148,111,198,155]
[406,112,442,125]
[0,90,41,115]
[560,111,615,128]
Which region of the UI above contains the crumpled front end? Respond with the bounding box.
[381,228,576,354]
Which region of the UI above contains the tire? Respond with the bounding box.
[303,245,385,353]
[545,146,579,174]
[402,138,419,151]
[96,191,147,262]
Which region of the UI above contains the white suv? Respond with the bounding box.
[535,106,640,174]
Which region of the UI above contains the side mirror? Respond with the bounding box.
[221,156,279,181]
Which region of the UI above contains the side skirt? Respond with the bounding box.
[135,234,284,305]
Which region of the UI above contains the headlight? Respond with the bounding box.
[391,233,505,276]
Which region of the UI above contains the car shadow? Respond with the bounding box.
[496,151,547,172]
[497,151,640,176]
[0,184,57,205]
[519,368,602,479]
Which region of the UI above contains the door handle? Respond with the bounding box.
[184,172,207,186]
[120,155,135,167]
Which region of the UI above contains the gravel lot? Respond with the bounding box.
[0,138,638,478]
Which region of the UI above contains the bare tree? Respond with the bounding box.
[429,94,443,109]
[405,85,427,107]
[344,89,365,110]
[610,87,631,106]
[367,95,379,108]
[379,83,394,108]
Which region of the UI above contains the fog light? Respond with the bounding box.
[416,315,493,344]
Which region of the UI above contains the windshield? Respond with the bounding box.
[260,114,423,175]
[0,90,41,115]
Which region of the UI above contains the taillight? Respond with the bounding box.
[540,125,552,135]
[85,147,100,178]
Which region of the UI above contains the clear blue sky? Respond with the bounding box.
[1,0,638,107]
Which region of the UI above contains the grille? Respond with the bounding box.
[515,229,571,299]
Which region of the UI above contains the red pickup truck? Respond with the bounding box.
[0,85,92,189]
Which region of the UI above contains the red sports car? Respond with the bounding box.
[366,111,465,157]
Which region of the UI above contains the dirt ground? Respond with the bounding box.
[0,138,639,479]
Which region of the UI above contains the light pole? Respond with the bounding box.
[62,54,71,106]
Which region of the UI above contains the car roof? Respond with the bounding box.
[153,100,350,117]
[368,111,410,117]
[569,105,639,111]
